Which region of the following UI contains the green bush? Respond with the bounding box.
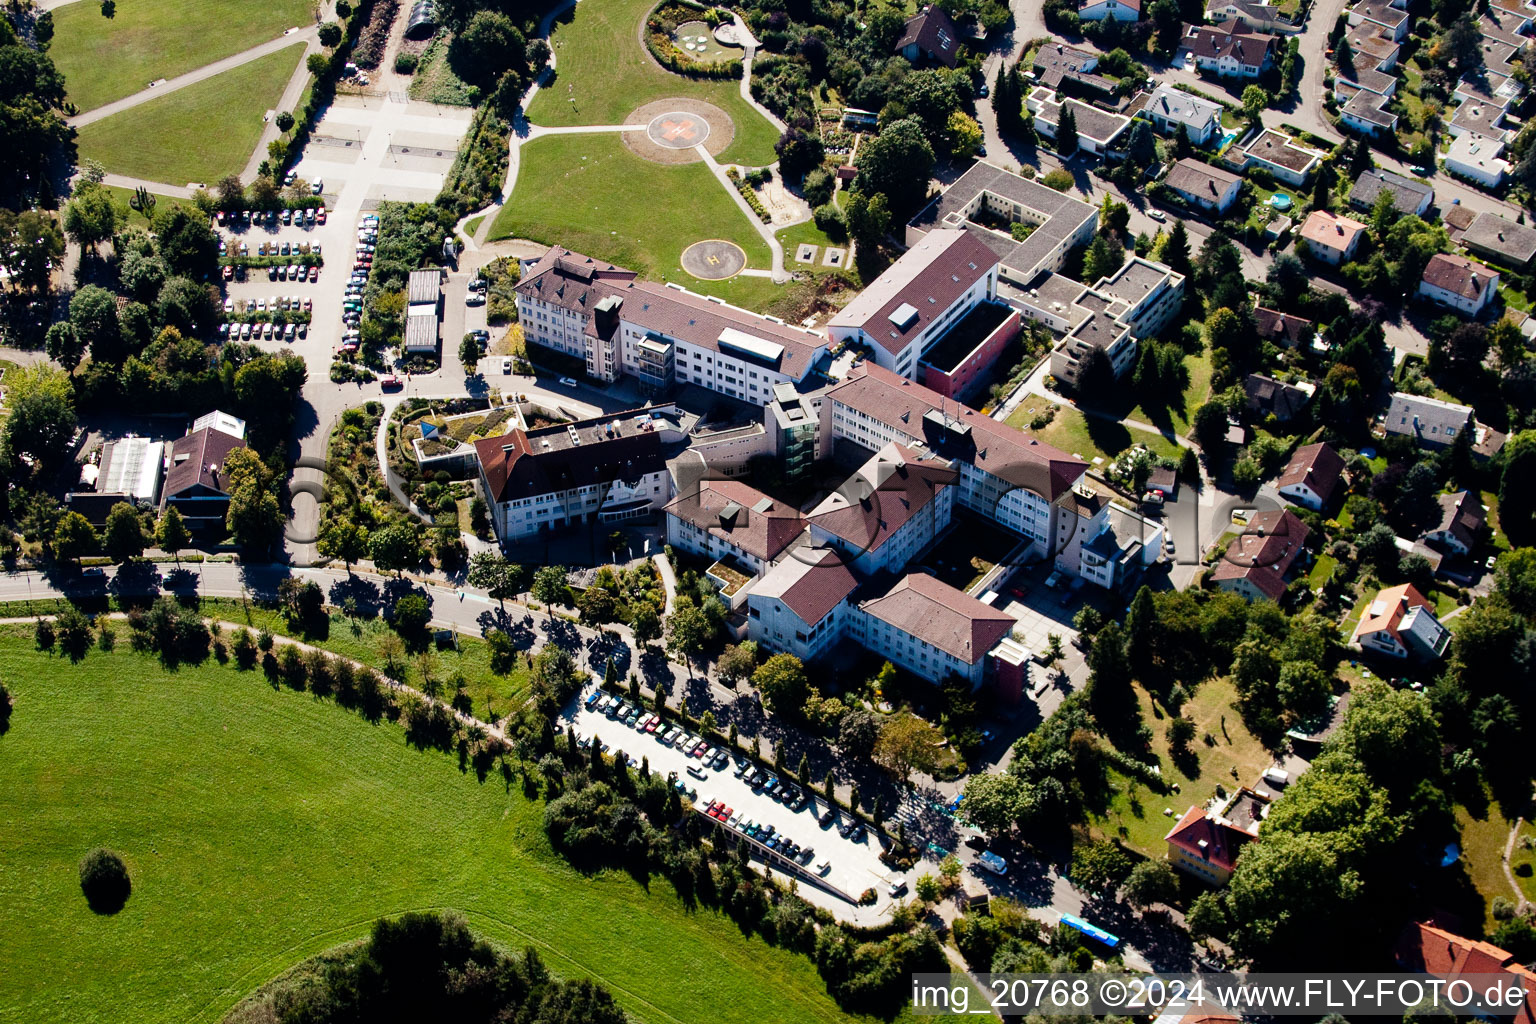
[394,51,419,74]
[79,848,131,913]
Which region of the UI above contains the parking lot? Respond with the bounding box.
[564,692,903,923]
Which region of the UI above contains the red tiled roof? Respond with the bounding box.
[808,444,956,554]
[1350,582,1429,645]
[664,479,806,563]
[858,572,1015,664]
[1254,307,1313,346]
[1164,805,1253,873]
[827,230,999,355]
[474,414,666,505]
[1276,441,1346,507]
[827,363,1088,502]
[771,548,861,625]
[1395,921,1536,1024]
[1182,19,1278,67]
[1211,508,1310,600]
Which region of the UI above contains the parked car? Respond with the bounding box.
[889,878,907,898]
[501,357,512,374]
[978,851,1008,876]
[380,375,402,389]
[686,764,707,780]
[557,376,579,388]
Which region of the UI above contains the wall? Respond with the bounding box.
[919,307,1022,401]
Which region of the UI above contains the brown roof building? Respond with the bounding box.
[161,425,248,530]
[857,572,1016,667]
[1419,253,1500,315]
[1164,805,1256,885]
[664,479,806,569]
[1254,307,1314,348]
[807,443,957,572]
[895,5,960,66]
[1299,210,1367,265]
[1394,921,1536,1024]
[1423,489,1486,555]
[1276,441,1346,511]
[1211,508,1311,601]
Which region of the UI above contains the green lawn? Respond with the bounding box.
[1454,802,1529,929]
[76,44,305,186]
[489,133,778,306]
[51,0,313,113]
[0,629,877,1024]
[98,183,195,228]
[1007,404,1185,464]
[529,0,780,166]
[1093,677,1274,856]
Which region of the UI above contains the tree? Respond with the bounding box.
[53,511,97,565]
[1071,839,1134,899]
[275,111,295,133]
[63,184,117,250]
[307,52,330,77]
[1056,106,1079,155]
[960,771,1024,836]
[1123,858,1180,910]
[392,593,432,637]
[1162,217,1192,279]
[665,599,711,678]
[70,285,123,365]
[775,126,825,180]
[530,565,569,620]
[577,585,615,625]
[1124,119,1156,168]
[1124,586,1156,680]
[872,711,948,780]
[369,522,419,576]
[468,553,524,608]
[78,848,130,913]
[1085,621,1136,734]
[1241,84,1270,122]
[317,20,343,47]
[2,210,66,295]
[754,653,809,714]
[1,364,75,473]
[844,190,892,248]
[915,873,942,903]
[1499,430,1536,545]
[1083,233,1124,283]
[1445,13,1483,73]
[156,506,190,563]
[631,605,661,647]
[716,642,757,687]
[852,117,935,213]
[102,502,145,563]
[946,110,983,160]
[839,707,880,757]
[450,10,526,87]
[318,520,369,572]
[224,448,283,554]
[99,0,115,17]
[44,322,84,375]
[1191,398,1229,453]
[1333,34,1355,75]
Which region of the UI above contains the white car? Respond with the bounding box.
[978,851,1008,875]
[558,376,579,388]
[223,297,234,314]
[889,878,907,898]
[255,297,267,312]
[311,179,323,195]
[501,357,512,374]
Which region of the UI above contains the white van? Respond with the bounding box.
[978,851,1008,876]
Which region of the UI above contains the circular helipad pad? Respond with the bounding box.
[647,110,711,149]
[681,239,746,280]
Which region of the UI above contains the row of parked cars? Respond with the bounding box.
[700,798,829,873]
[216,205,326,230]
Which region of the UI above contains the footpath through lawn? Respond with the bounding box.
[0,629,870,1024]
[50,0,313,114]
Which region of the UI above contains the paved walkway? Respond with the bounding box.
[697,144,789,282]
[69,31,316,128]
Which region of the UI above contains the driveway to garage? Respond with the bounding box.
[563,696,903,926]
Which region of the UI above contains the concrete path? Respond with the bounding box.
[69,31,315,127]
[242,33,327,181]
[696,144,788,283]
[100,173,193,199]
[528,123,647,136]
[652,552,677,618]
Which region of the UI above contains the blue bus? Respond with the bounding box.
[1058,913,1121,949]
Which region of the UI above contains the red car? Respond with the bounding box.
[380,375,402,389]
[222,265,234,280]
[316,207,327,224]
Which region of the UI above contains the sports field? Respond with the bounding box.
[75,44,304,186]
[529,0,779,167]
[489,133,780,307]
[0,628,873,1024]
[50,0,313,113]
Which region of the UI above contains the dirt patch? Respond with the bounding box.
[622,98,735,164]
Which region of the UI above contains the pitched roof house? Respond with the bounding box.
[1243,373,1312,422]
[1394,921,1536,1024]
[1211,508,1310,602]
[1423,489,1485,556]
[1350,583,1451,659]
[1254,307,1314,348]
[663,479,806,570]
[1419,252,1501,315]
[1461,210,1536,268]
[161,425,249,530]
[1298,210,1367,265]
[1384,392,1475,449]
[895,5,960,66]
[1348,169,1434,216]
[1181,19,1279,78]
[1163,157,1244,213]
[1275,441,1346,511]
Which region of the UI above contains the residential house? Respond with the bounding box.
[663,479,806,575]
[1418,252,1500,316]
[161,424,249,532]
[1449,94,1513,143]
[1275,441,1346,511]
[1444,133,1511,189]
[1211,508,1311,602]
[1026,86,1133,155]
[1165,788,1271,885]
[825,228,1001,379]
[1205,0,1291,33]
[1339,86,1399,136]
[1347,0,1410,42]
[1384,392,1475,449]
[1350,583,1451,660]
[1423,490,1486,556]
[1254,307,1314,348]
[1226,128,1325,185]
[1394,921,1536,1024]
[1032,43,1119,102]
[894,5,960,67]
[1298,210,1367,265]
[1243,373,1312,423]
[1163,157,1244,213]
[1348,169,1434,216]
[1181,19,1279,79]
[1460,211,1536,268]
[1142,83,1223,147]
[1077,0,1141,21]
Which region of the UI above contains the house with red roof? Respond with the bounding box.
[1275,441,1346,511]
[1211,508,1311,602]
[894,5,961,66]
[807,443,957,574]
[851,573,1018,689]
[1349,583,1451,660]
[664,479,806,575]
[1164,787,1272,885]
[1394,921,1536,1024]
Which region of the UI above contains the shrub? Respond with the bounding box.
[79,848,131,913]
[394,51,418,74]
[814,203,847,240]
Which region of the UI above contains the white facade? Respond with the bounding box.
[1418,274,1498,315]
[1444,134,1511,188]
[846,608,990,687]
[1143,85,1223,147]
[1078,0,1141,20]
[490,468,671,541]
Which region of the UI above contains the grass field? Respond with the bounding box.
[490,133,780,307]
[1092,677,1273,857]
[76,44,305,186]
[1454,802,1533,929]
[97,184,194,229]
[529,0,780,166]
[1008,404,1186,464]
[0,629,881,1024]
[51,0,313,113]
